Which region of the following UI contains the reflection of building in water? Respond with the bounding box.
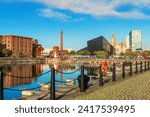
[32,64,43,77]
[4,64,43,87]
[52,63,76,87]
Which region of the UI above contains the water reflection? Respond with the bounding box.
[2,64,43,88]
[1,63,91,100]
[52,64,76,87]
[2,64,96,88]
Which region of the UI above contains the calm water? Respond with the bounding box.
[1,64,92,100]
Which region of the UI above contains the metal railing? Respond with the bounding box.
[0,60,150,100]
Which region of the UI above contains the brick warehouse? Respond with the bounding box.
[0,35,43,58]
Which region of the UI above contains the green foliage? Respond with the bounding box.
[145,50,150,56]
[0,43,5,57]
[94,51,106,57]
[125,50,140,57]
[2,66,12,73]
[141,51,147,58]
[2,48,12,57]
[19,52,24,58]
[119,52,125,56]
[69,50,76,55]
[76,50,91,55]
[125,49,133,56]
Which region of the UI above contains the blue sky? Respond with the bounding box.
[0,0,150,50]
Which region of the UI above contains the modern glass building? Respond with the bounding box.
[129,30,142,51]
[79,36,114,56]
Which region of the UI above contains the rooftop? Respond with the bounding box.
[1,35,33,39]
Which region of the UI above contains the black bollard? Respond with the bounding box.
[0,68,3,100]
[129,62,132,76]
[112,63,116,82]
[80,65,85,92]
[140,61,143,73]
[135,61,138,74]
[144,61,147,71]
[99,64,104,86]
[50,66,55,100]
[122,62,125,79]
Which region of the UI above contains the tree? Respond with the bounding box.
[76,50,91,55]
[0,43,5,57]
[19,52,24,58]
[69,50,76,55]
[145,50,150,56]
[94,51,106,57]
[2,48,12,57]
[141,51,148,59]
[132,51,139,57]
[119,52,125,56]
[125,49,133,56]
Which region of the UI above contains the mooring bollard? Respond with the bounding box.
[140,61,143,73]
[0,68,4,100]
[80,65,85,92]
[50,66,55,100]
[112,63,116,82]
[144,61,147,71]
[129,62,132,76]
[122,62,125,79]
[99,64,103,86]
[135,61,138,74]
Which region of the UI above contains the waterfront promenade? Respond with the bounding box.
[67,71,150,100]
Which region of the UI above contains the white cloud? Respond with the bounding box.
[31,0,150,20]
[39,8,70,21]
[2,0,150,20]
[117,11,150,19]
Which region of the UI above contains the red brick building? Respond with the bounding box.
[0,35,44,58]
[50,30,69,59]
[0,35,33,57]
[32,39,44,58]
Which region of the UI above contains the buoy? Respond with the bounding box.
[101,61,108,75]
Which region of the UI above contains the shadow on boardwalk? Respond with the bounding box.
[66,71,150,100]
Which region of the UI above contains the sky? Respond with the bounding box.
[0,0,150,50]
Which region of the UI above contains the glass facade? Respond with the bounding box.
[129,30,142,51]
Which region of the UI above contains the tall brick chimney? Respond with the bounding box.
[60,30,63,51]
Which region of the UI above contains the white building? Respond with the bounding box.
[129,30,142,51]
[42,48,52,57]
[126,35,130,49]
[110,32,126,55]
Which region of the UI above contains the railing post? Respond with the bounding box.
[144,61,147,71]
[50,66,55,100]
[122,62,125,79]
[129,62,132,76]
[140,61,143,73]
[0,68,4,100]
[112,63,116,82]
[80,65,85,92]
[135,61,138,74]
[99,64,104,86]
